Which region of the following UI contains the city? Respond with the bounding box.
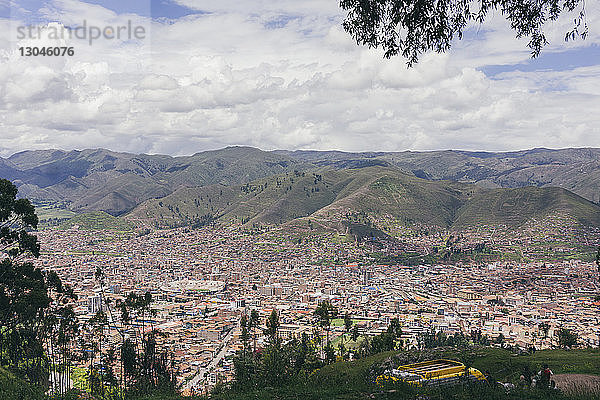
[31,221,600,393]
[2,0,600,399]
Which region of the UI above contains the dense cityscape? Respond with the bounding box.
[2,0,600,398]
[31,221,600,394]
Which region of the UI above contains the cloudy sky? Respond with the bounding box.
[0,0,599,156]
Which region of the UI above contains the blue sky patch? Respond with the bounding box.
[3,0,199,22]
[264,15,298,29]
[481,44,600,76]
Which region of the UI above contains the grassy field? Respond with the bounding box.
[34,201,77,227]
[472,348,600,379]
[59,211,134,231]
[331,318,363,327]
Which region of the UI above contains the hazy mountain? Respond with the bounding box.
[4,147,308,215]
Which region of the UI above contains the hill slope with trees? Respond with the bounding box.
[2,147,600,217]
[126,165,600,233]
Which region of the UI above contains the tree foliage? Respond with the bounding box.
[415,329,470,351]
[265,309,280,343]
[0,179,39,258]
[314,300,338,350]
[357,318,404,357]
[113,290,176,395]
[0,179,176,397]
[557,327,578,349]
[0,179,68,385]
[340,0,589,65]
[233,311,324,392]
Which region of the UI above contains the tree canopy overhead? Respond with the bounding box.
[340,0,588,65]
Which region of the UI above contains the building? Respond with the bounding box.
[88,295,102,314]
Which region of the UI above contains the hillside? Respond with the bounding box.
[0,367,45,400]
[60,211,134,231]
[127,167,468,229]
[2,348,598,400]
[210,347,600,400]
[4,147,308,216]
[453,186,600,228]
[126,166,600,233]
[278,147,600,203]
[2,147,600,217]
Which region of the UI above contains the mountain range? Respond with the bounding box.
[1,146,599,231]
[127,166,600,231]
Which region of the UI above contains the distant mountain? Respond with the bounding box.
[277,147,600,204]
[2,146,599,218]
[3,147,308,215]
[126,166,600,232]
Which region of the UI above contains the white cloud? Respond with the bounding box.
[0,0,598,157]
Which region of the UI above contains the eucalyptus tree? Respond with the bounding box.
[115,291,175,394]
[314,300,338,355]
[249,309,259,354]
[0,178,72,386]
[44,275,79,395]
[341,0,589,65]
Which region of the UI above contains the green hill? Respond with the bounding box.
[126,165,600,233]
[453,186,600,228]
[126,167,467,229]
[6,147,309,216]
[5,147,600,217]
[279,147,600,204]
[60,211,134,231]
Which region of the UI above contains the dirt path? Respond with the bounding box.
[553,374,600,394]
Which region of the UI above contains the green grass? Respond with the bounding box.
[35,206,77,222]
[474,348,600,379]
[59,211,134,231]
[0,367,45,400]
[33,201,78,228]
[331,333,364,350]
[331,318,362,327]
[210,347,600,400]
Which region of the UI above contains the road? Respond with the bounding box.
[183,329,234,391]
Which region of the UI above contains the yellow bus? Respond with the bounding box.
[376,359,486,387]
